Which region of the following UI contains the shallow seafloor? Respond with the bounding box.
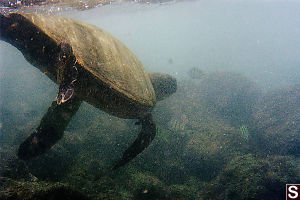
[0,0,300,199]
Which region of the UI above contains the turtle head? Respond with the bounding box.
[149,72,177,101]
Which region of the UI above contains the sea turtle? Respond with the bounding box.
[0,12,177,169]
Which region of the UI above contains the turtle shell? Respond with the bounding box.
[18,12,156,107]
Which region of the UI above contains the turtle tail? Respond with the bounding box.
[112,114,156,170]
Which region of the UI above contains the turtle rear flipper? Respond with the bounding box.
[18,98,82,160]
[112,114,156,170]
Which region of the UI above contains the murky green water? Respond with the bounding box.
[0,0,299,199]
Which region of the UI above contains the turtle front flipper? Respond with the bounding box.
[112,114,156,170]
[18,97,82,160]
[56,42,78,105]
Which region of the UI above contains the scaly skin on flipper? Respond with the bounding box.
[112,114,156,170]
[18,97,82,160]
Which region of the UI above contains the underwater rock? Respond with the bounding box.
[152,76,257,182]
[167,183,202,200]
[188,67,205,80]
[154,80,207,131]
[168,112,189,131]
[183,123,248,181]
[120,171,168,200]
[251,84,300,155]
[156,71,261,133]
[0,177,90,200]
[0,158,37,182]
[202,154,300,200]
[130,127,191,185]
[199,71,261,126]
